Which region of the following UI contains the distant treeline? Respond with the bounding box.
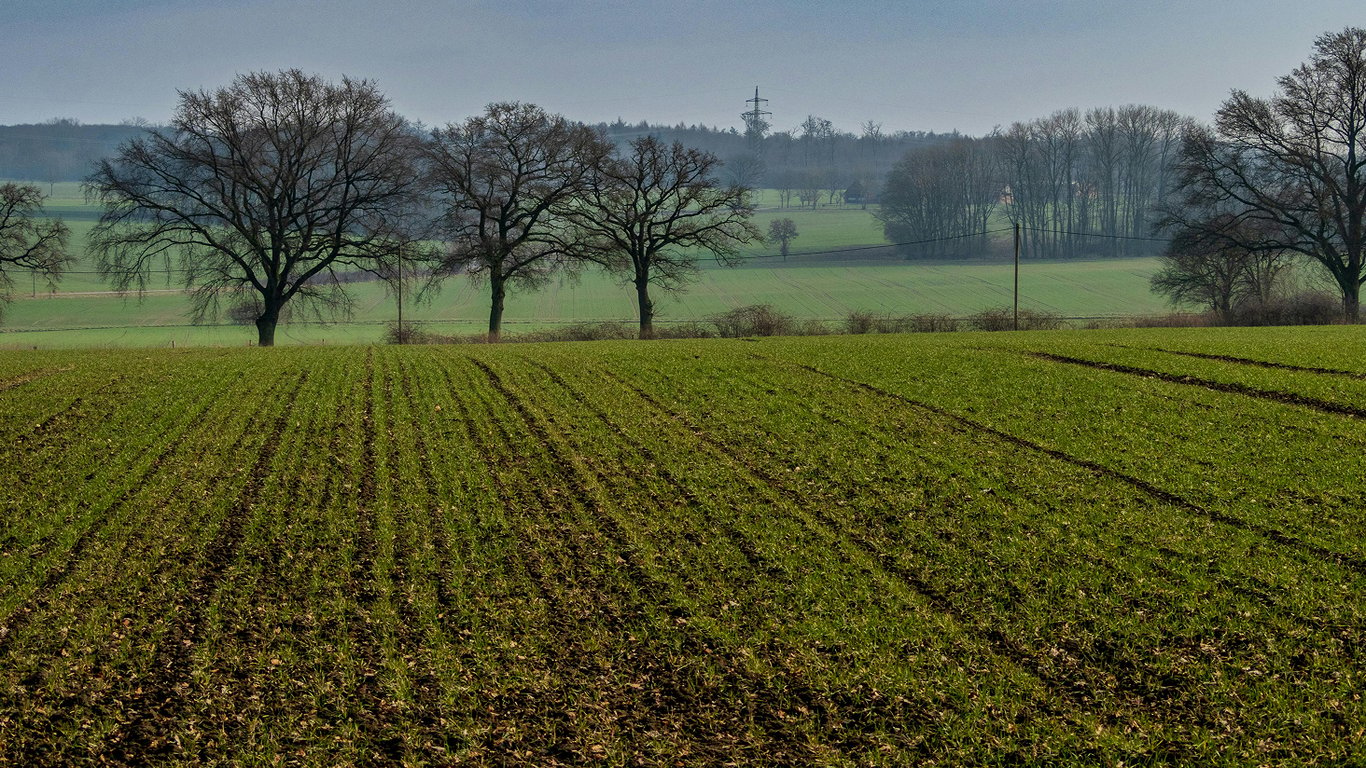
[7,115,961,198]
[879,105,1191,259]
[593,118,962,207]
[0,119,150,183]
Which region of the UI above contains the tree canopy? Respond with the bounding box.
[86,69,433,346]
[1165,27,1366,319]
[0,183,72,316]
[567,136,759,339]
[426,102,612,341]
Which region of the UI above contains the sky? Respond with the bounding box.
[2,0,1362,136]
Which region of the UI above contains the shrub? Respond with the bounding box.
[907,313,958,333]
[798,319,834,336]
[1229,291,1342,326]
[383,322,438,344]
[968,307,1066,331]
[656,321,715,339]
[846,311,959,334]
[710,305,798,337]
[845,310,878,334]
[968,307,1013,331]
[519,322,636,342]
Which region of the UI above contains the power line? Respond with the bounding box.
[1019,226,1170,244]
[714,226,1016,262]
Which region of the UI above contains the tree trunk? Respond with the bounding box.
[636,278,655,340]
[255,302,280,347]
[488,280,506,342]
[488,275,507,342]
[1345,287,1360,323]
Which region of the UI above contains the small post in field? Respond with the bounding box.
[1013,223,1020,331]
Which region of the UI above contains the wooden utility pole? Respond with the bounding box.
[396,249,404,344]
[1013,223,1020,331]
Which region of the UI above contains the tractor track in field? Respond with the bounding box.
[1,370,248,560]
[6,371,137,452]
[522,357,786,585]
[112,369,308,762]
[795,393,1334,645]
[471,358,937,762]
[0,367,127,448]
[197,369,337,758]
[586,364,1122,722]
[776,358,1366,689]
[345,348,410,759]
[455,363,684,763]
[395,357,458,610]
[1,373,290,766]
[740,368,1347,643]
[293,361,404,751]
[0,372,249,652]
[376,354,445,736]
[398,357,486,716]
[355,348,381,624]
[598,363,1224,732]
[793,362,1366,578]
[1137,347,1366,380]
[442,361,611,762]
[1029,351,1366,419]
[0,367,62,394]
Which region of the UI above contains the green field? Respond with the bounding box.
[2,326,1365,764]
[0,183,1175,349]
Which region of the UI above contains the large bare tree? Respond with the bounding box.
[426,103,611,341]
[86,69,431,346]
[567,136,759,339]
[1151,216,1292,320]
[0,183,72,316]
[1166,28,1366,320]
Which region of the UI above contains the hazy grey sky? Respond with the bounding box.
[3,0,1361,135]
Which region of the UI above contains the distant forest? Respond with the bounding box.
[593,118,961,206]
[0,119,148,185]
[878,106,1192,259]
[0,115,959,191]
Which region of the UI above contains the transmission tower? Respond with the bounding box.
[742,86,771,152]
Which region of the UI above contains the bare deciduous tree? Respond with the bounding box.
[878,138,999,258]
[0,183,72,315]
[427,103,611,341]
[1151,216,1292,319]
[995,106,1188,259]
[768,218,798,261]
[568,136,759,339]
[87,69,431,346]
[797,171,823,210]
[724,152,765,189]
[1166,27,1366,320]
